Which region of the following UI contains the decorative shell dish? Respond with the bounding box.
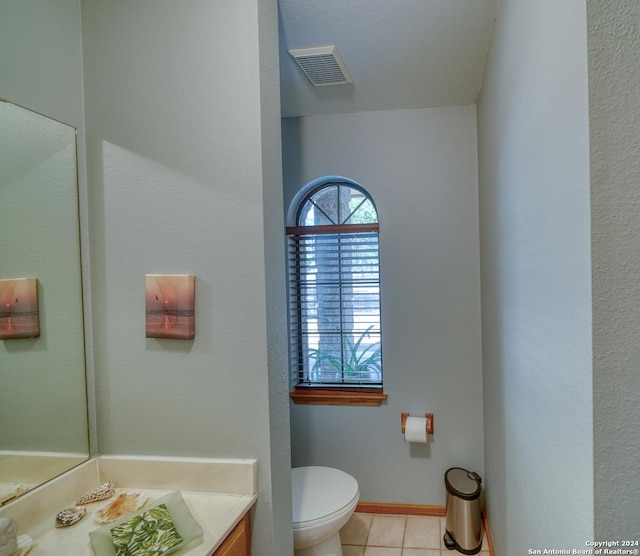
[55,507,86,528]
[95,492,148,524]
[76,481,115,505]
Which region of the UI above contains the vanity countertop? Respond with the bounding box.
[0,455,257,556]
[28,489,254,556]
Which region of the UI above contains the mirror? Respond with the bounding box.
[0,99,89,505]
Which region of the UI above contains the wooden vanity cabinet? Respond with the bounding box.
[212,512,251,556]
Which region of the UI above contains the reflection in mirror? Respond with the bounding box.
[0,99,89,505]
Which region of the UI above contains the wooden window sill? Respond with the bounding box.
[289,388,387,406]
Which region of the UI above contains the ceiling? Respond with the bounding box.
[278,0,499,118]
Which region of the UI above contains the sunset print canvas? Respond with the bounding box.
[145,274,195,340]
[0,278,40,339]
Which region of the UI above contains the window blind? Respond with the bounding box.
[287,225,382,388]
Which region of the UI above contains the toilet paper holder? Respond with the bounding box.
[401,412,434,435]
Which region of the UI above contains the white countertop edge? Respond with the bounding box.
[96,455,257,465]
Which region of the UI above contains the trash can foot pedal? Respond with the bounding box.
[443,531,456,550]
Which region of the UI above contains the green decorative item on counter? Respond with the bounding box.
[89,491,203,556]
[110,504,182,556]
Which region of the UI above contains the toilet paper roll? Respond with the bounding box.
[404,416,428,443]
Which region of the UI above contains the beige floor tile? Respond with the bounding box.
[342,545,365,556]
[403,516,442,549]
[362,547,402,556]
[340,512,374,545]
[345,513,491,556]
[401,549,440,556]
[367,515,406,547]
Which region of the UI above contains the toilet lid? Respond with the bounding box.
[292,466,359,526]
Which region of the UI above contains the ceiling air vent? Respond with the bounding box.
[288,45,353,86]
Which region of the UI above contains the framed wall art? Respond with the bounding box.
[145,274,195,340]
[0,277,40,339]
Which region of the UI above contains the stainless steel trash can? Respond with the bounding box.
[443,467,483,554]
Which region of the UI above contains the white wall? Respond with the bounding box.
[588,0,640,537]
[477,0,593,552]
[81,1,288,553]
[282,106,483,505]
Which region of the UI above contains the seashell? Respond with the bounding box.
[76,481,115,505]
[16,534,33,556]
[55,507,86,528]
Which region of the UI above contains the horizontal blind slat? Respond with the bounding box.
[288,228,382,388]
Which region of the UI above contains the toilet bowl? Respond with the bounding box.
[291,466,359,556]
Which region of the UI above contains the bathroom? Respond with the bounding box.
[1,1,639,555]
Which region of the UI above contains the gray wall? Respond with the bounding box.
[588,0,640,537]
[283,106,484,505]
[477,0,593,552]
[81,1,288,553]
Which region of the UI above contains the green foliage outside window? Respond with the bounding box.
[308,325,382,383]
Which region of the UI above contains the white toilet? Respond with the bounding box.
[291,466,360,556]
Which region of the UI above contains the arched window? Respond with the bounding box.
[287,178,385,406]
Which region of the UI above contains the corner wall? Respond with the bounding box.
[477,0,593,552]
[258,0,294,552]
[283,105,483,505]
[587,0,640,537]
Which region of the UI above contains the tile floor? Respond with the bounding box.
[339,513,491,556]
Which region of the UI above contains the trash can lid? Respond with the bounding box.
[445,467,482,500]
